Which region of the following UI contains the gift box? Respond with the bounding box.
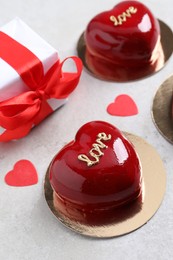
[0,18,82,142]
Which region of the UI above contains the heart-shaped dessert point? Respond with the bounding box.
[84,1,162,81]
[49,121,142,223]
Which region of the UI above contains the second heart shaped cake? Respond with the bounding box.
[49,121,142,224]
[84,0,163,81]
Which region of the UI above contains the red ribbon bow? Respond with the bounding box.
[0,32,82,142]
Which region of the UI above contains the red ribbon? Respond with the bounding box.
[0,32,82,142]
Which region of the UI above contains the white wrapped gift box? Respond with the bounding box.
[0,18,66,106]
[0,18,82,140]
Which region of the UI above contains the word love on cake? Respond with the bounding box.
[78,132,111,167]
[110,6,137,26]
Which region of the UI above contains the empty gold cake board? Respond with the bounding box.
[44,132,166,238]
[77,20,173,82]
[152,75,173,144]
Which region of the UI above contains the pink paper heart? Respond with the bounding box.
[5,160,38,187]
[107,94,138,116]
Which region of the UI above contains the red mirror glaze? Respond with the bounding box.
[84,1,161,81]
[49,121,142,223]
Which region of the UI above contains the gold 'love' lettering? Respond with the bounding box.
[78,132,111,167]
[110,6,137,26]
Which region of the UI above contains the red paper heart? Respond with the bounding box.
[5,160,38,187]
[107,94,138,116]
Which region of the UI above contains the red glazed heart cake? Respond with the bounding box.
[84,1,163,81]
[49,121,142,224]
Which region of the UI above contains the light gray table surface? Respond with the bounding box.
[0,0,173,259]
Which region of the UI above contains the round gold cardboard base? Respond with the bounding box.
[152,75,173,144]
[77,20,173,82]
[44,133,166,238]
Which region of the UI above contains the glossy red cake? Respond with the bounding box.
[49,121,142,224]
[84,1,163,81]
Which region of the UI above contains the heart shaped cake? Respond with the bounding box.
[84,1,163,81]
[49,121,142,224]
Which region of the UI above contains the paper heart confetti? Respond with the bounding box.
[107,94,138,117]
[5,160,38,187]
